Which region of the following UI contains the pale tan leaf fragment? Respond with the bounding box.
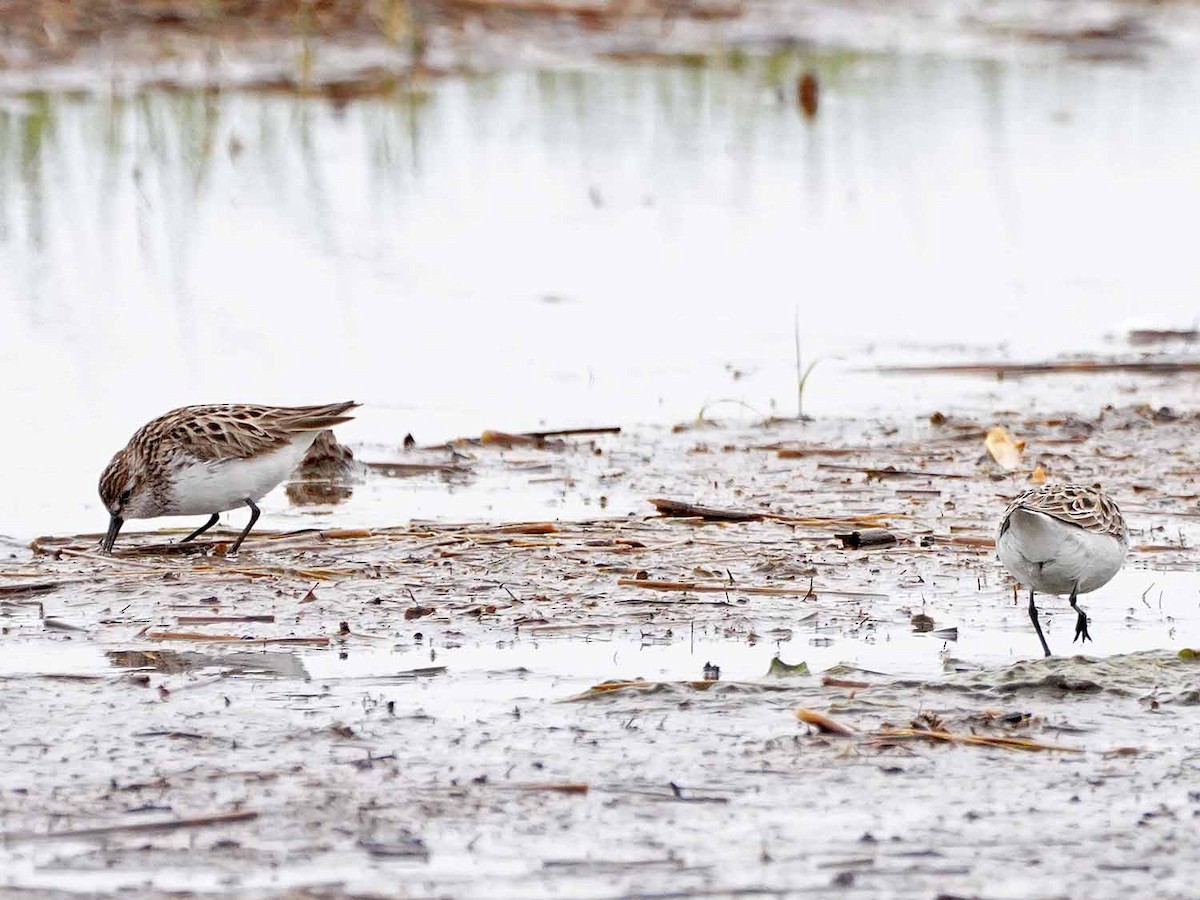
[985,426,1023,471]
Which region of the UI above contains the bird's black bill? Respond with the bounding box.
[102,515,124,554]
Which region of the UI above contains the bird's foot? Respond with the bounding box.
[1073,610,1091,644]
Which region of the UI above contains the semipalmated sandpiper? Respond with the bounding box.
[98,402,359,554]
[996,483,1128,657]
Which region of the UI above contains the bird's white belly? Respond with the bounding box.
[166,435,317,516]
[997,508,1126,596]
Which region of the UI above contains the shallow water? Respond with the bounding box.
[6,578,1200,897]
[3,562,1194,684]
[4,42,1200,898]
[3,53,1200,539]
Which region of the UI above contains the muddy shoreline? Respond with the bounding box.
[2,0,1197,94]
[3,0,1200,890]
[3,408,1200,896]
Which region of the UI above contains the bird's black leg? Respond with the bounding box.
[179,513,220,544]
[1028,588,1052,658]
[1069,581,1090,644]
[229,499,261,554]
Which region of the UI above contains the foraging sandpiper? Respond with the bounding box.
[996,483,1127,657]
[98,402,359,554]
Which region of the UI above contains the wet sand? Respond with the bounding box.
[3,407,1200,897]
[3,4,1200,893]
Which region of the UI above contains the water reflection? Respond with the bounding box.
[107,647,310,678]
[286,429,357,505]
[1,55,1199,538]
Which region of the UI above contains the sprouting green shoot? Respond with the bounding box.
[794,306,820,419]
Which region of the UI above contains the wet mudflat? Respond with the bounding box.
[4,4,1200,895]
[4,405,1200,897]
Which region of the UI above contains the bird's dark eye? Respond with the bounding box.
[118,489,132,505]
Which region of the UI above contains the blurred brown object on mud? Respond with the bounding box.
[797,70,818,118]
[286,429,356,506]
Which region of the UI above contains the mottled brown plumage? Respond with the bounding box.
[999,484,1127,542]
[99,402,359,553]
[997,482,1128,658]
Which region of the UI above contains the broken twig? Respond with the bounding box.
[5,809,257,842]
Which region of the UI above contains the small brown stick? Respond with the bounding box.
[618,578,887,600]
[4,809,257,842]
[878,360,1200,377]
[566,680,710,699]
[199,564,357,580]
[932,535,995,548]
[55,549,167,571]
[319,528,376,540]
[822,676,871,689]
[453,426,620,445]
[648,498,761,521]
[649,499,901,530]
[521,426,621,439]
[872,728,1082,752]
[774,447,866,458]
[817,463,972,480]
[0,582,62,597]
[494,522,560,535]
[145,632,330,645]
[1128,328,1199,345]
[796,708,855,736]
[514,783,590,794]
[176,616,276,625]
[0,570,75,579]
[616,598,734,608]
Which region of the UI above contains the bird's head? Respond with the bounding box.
[98,451,158,551]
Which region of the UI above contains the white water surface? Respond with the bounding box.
[2,55,1200,540]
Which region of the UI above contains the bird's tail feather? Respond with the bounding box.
[277,401,360,432]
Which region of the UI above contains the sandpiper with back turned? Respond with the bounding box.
[98,402,359,554]
[996,483,1128,657]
